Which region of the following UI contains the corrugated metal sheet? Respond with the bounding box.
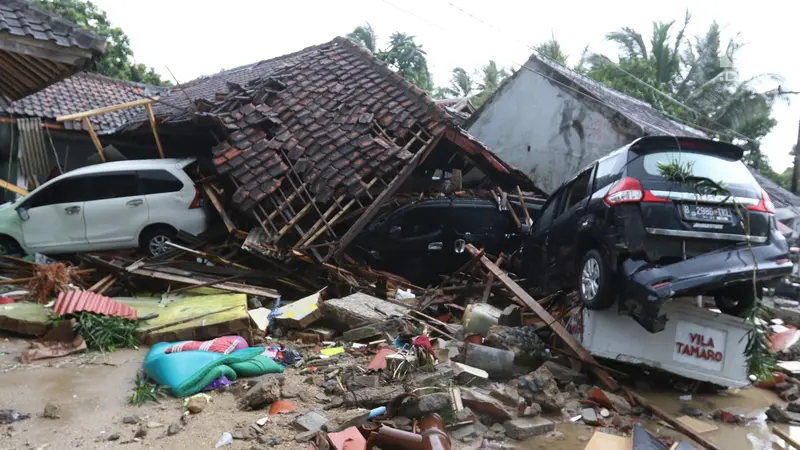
[18,117,50,178]
[54,291,138,320]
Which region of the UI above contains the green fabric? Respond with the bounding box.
[230,354,285,378]
[173,347,277,398]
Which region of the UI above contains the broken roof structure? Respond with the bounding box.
[119,37,538,263]
[0,0,106,101]
[6,72,165,133]
[749,167,800,221]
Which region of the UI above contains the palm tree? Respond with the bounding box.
[588,13,788,147]
[347,23,378,53]
[534,33,569,65]
[444,68,474,97]
[473,60,511,106]
[378,32,434,92]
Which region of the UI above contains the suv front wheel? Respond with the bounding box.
[579,249,615,310]
[140,227,177,257]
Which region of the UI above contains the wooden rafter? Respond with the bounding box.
[55,96,165,159]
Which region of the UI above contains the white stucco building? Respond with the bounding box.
[466,53,706,194]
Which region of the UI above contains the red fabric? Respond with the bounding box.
[413,334,432,351]
[165,336,245,355]
[0,297,15,304]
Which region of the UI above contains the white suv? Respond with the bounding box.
[0,158,209,257]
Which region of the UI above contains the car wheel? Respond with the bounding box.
[578,249,614,310]
[0,236,22,256]
[141,227,176,257]
[714,284,759,317]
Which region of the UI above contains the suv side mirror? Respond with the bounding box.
[17,207,29,221]
[389,225,401,238]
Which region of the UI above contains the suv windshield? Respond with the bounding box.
[635,151,758,187]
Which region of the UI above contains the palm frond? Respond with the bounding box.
[606,27,648,60]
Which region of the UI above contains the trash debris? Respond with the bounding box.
[184,393,210,414]
[215,432,233,448]
[0,409,30,424]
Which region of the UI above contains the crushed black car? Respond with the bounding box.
[516,136,793,333]
[352,196,537,284]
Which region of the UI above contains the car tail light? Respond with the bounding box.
[189,185,202,209]
[604,177,670,205]
[746,190,775,214]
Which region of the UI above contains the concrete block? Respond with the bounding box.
[503,417,555,440]
[322,293,410,330]
[293,411,328,432]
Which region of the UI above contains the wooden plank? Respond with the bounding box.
[773,427,800,449]
[145,103,165,158]
[624,388,723,450]
[515,186,532,226]
[56,97,159,122]
[481,254,504,303]
[202,184,239,235]
[0,178,28,196]
[130,267,279,298]
[82,118,105,162]
[467,245,608,375]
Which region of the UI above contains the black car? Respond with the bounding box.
[517,136,793,333]
[352,197,534,284]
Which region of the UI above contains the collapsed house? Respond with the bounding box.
[115,37,540,263]
[465,52,706,193]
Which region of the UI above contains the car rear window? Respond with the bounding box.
[635,151,758,186]
[139,170,184,194]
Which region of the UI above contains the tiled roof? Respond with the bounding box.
[136,47,316,126]
[434,97,475,113]
[473,53,707,138]
[749,167,800,214]
[202,37,536,211]
[0,0,105,53]
[7,72,165,133]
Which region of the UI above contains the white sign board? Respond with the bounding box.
[672,320,727,372]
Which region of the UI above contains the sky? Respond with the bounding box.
[92,0,799,171]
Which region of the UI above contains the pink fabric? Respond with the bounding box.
[165,336,248,355]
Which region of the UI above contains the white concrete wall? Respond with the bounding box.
[468,66,634,193]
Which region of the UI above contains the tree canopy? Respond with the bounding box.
[33,0,170,86]
[583,13,790,175]
[347,24,433,92]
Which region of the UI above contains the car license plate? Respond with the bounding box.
[682,204,733,223]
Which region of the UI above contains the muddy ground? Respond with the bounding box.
[0,334,791,450]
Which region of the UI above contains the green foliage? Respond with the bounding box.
[378,33,434,92]
[129,371,168,406]
[442,67,475,98]
[534,34,569,65]
[582,12,791,180]
[346,23,378,54]
[744,300,779,382]
[31,0,170,86]
[347,25,434,93]
[471,60,511,107]
[72,312,140,352]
